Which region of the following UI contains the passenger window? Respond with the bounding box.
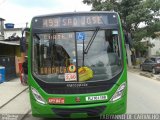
[150,58,155,62]
[144,60,149,63]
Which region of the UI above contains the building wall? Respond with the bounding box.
[0,27,28,76]
[0,56,17,80]
[0,44,21,56]
[0,44,22,75]
[4,28,22,39]
[148,37,160,57]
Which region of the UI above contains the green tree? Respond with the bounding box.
[83,0,160,53]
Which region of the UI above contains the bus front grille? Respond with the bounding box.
[52,106,106,118]
[42,84,113,94]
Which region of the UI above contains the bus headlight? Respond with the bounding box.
[31,87,46,104]
[110,82,126,102]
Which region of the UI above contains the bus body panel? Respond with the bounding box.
[27,11,127,118]
[28,67,127,104]
[30,93,127,118]
[28,68,127,118]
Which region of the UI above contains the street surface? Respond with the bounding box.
[1,71,160,120]
[127,72,160,113]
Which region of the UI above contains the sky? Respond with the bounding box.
[0,0,91,28]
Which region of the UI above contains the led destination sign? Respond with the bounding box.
[33,14,115,28]
[42,15,106,28]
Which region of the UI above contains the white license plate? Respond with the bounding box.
[86,95,107,101]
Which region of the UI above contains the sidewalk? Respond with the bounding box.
[128,65,160,81]
[0,78,28,108]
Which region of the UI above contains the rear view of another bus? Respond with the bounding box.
[28,11,127,118]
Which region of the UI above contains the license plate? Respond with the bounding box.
[86,95,107,101]
[48,98,65,104]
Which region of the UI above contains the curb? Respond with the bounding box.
[128,68,160,81]
[0,87,29,109]
[139,72,160,82]
[156,77,160,81]
[21,109,31,120]
[139,72,154,78]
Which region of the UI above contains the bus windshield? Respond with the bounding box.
[32,29,122,83]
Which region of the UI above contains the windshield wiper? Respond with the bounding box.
[82,27,100,66]
[84,27,100,54]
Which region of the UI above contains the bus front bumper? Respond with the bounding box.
[31,94,127,118]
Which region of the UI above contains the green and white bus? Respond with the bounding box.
[28,11,127,118]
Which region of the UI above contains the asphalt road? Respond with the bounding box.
[21,71,160,119]
[127,72,160,113]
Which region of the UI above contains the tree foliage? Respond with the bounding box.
[83,0,160,52]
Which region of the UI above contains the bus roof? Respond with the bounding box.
[32,11,119,19]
